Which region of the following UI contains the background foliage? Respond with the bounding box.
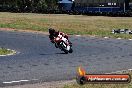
[0,0,58,13]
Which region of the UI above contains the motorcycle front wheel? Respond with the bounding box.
[69,48,73,53]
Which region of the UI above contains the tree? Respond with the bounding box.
[0,0,58,13]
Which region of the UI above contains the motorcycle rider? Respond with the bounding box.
[48,28,71,48]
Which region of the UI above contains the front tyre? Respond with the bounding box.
[69,48,73,53]
[60,41,68,54]
[64,50,68,54]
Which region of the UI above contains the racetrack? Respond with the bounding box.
[0,30,132,87]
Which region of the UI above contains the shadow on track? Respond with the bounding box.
[39,52,67,56]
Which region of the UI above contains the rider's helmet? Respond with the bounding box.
[49,28,55,35]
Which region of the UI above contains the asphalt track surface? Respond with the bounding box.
[0,31,132,87]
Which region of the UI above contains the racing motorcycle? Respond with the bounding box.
[53,34,73,54]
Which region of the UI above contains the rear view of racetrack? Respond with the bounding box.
[0,30,132,87]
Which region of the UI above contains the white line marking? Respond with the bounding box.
[104,37,109,39]
[0,55,7,56]
[129,39,132,40]
[3,80,29,84]
[74,35,132,41]
[11,81,21,83]
[19,80,29,82]
[2,79,38,84]
[128,69,132,71]
[32,79,39,81]
[128,69,132,72]
[3,82,13,84]
[106,68,132,74]
[117,38,121,40]
[3,81,20,84]
[76,35,81,37]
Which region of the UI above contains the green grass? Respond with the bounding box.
[0,48,13,55]
[0,12,132,39]
[63,72,132,88]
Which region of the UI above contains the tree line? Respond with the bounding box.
[0,0,59,13]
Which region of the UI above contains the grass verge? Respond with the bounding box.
[0,48,13,55]
[63,72,132,88]
[0,12,132,39]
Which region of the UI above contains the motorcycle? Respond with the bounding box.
[53,34,73,54]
